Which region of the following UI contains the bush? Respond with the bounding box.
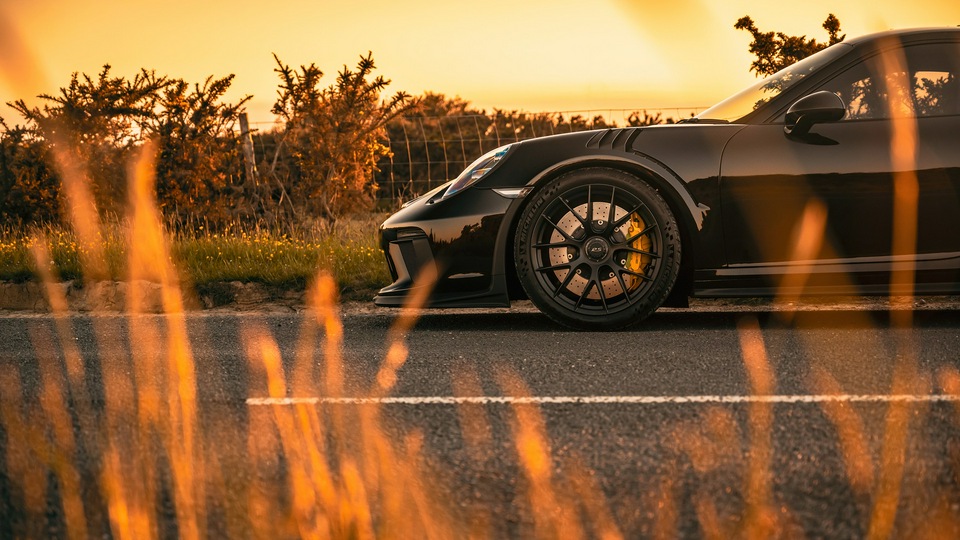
[1,66,252,228]
[0,119,61,224]
[146,75,252,224]
[267,52,418,224]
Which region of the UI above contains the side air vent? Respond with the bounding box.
[585,128,643,151]
[396,227,428,240]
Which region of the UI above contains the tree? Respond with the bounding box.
[0,117,61,224]
[3,65,252,227]
[3,55,426,227]
[269,52,419,224]
[9,65,170,216]
[144,75,252,225]
[735,14,845,77]
[627,110,677,127]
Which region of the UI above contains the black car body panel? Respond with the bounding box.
[375,28,960,320]
[375,184,514,307]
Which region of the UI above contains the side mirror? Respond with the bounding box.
[784,91,846,137]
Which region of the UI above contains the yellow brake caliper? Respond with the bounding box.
[623,213,652,293]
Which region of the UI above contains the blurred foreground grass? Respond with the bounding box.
[0,216,391,298]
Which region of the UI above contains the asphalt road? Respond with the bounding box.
[2,301,960,537]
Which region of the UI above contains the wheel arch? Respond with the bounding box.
[498,155,700,306]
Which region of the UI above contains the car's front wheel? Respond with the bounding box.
[514,168,681,330]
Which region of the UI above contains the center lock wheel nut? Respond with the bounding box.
[584,237,609,261]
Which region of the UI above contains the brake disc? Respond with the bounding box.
[547,201,651,301]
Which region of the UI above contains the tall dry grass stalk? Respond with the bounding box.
[2,125,954,537]
[865,43,924,540]
[6,140,633,536]
[737,317,783,538]
[1,36,956,539]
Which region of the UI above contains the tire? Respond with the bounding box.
[514,167,681,330]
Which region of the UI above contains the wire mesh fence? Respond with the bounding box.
[249,107,704,205]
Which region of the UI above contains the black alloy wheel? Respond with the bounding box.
[515,168,681,330]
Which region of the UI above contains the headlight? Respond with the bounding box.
[439,144,512,200]
[400,180,453,208]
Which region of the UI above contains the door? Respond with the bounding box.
[719,40,960,290]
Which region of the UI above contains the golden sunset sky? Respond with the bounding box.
[1,0,958,125]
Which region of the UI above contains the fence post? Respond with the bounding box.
[239,113,259,186]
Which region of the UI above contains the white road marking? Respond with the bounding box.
[246,394,960,406]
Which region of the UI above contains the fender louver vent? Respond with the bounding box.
[585,128,643,151]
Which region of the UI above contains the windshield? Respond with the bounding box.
[697,43,852,123]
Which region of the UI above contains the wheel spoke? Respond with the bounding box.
[535,262,571,273]
[533,240,578,249]
[621,268,653,281]
[606,187,617,229]
[618,246,660,259]
[623,223,658,245]
[553,269,577,298]
[611,202,646,229]
[613,269,633,302]
[585,185,593,225]
[542,216,576,242]
[596,277,609,313]
[559,197,588,228]
[575,278,594,310]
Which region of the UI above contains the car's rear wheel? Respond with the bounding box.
[515,168,681,330]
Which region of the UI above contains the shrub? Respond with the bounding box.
[267,52,418,224]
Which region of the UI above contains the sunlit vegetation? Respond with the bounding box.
[0,218,388,295]
[3,66,250,223]
[735,13,845,78]
[177,225,387,290]
[0,53,412,230]
[0,225,125,282]
[0,54,690,236]
[268,52,418,222]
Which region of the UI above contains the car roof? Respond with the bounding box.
[844,27,960,46]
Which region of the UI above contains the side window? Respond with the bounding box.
[914,69,956,116]
[820,62,884,120]
[909,41,960,116]
[817,41,960,120]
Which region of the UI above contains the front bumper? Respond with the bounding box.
[374,187,517,308]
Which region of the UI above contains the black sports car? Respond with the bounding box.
[375,28,960,329]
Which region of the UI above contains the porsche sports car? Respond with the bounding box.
[374,27,960,329]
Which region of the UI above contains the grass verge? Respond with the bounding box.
[0,217,391,301]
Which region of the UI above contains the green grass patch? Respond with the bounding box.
[0,225,127,282]
[0,217,391,298]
